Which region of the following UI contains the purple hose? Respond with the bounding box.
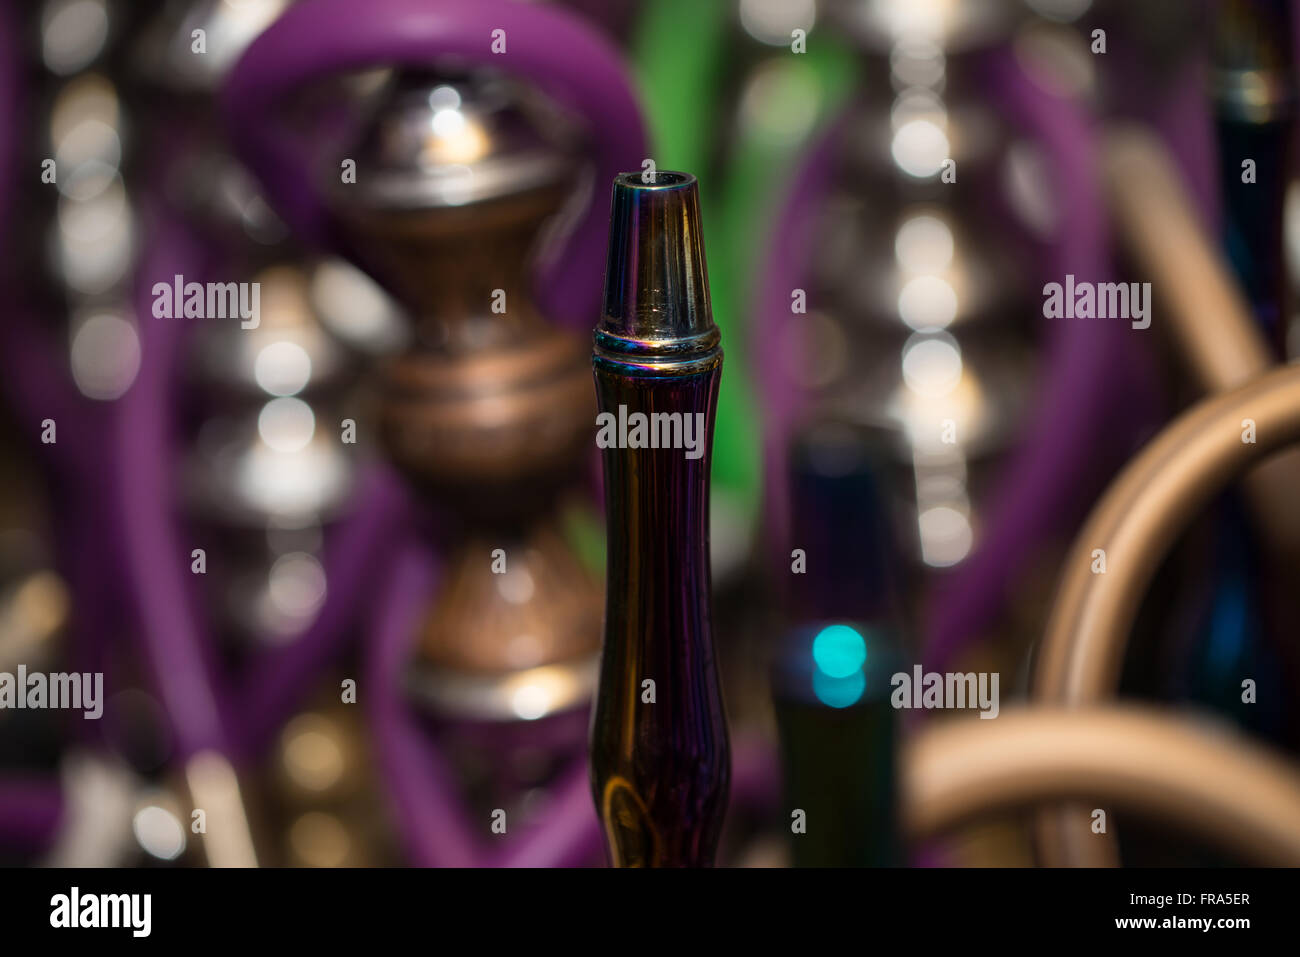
[488,757,602,868]
[0,319,93,477]
[0,1,113,848]
[0,0,233,770]
[1150,57,1218,228]
[0,0,90,475]
[217,0,655,865]
[120,214,229,759]
[365,539,611,868]
[921,49,1157,674]
[729,732,780,815]
[755,50,1152,675]
[364,538,480,867]
[219,0,648,331]
[0,780,62,854]
[234,463,416,756]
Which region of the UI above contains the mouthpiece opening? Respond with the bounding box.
[613,171,694,189]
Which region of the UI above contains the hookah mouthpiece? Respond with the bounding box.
[589,170,730,866]
[594,171,721,376]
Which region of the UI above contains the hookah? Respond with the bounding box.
[323,68,603,713]
[751,0,1300,867]
[0,0,279,865]
[114,0,396,868]
[0,0,405,866]
[222,0,650,866]
[5,0,1300,871]
[755,0,1157,692]
[750,0,1147,866]
[328,66,608,837]
[133,0,377,688]
[1,0,771,869]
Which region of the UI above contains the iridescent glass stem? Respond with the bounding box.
[589,172,730,867]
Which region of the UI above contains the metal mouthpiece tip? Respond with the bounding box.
[613,170,695,189]
[596,170,719,373]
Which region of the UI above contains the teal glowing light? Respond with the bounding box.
[812,624,867,679]
[812,668,866,709]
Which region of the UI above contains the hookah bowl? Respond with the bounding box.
[323,70,603,726]
[589,172,730,867]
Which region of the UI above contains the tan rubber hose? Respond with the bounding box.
[1102,126,1300,552]
[1032,364,1300,865]
[903,706,1300,867]
[1103,127,1271,390]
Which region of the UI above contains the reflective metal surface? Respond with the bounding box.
[327,69,602,711]
[590,172,730,867]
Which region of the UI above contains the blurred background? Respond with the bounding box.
[2,0,1300,868]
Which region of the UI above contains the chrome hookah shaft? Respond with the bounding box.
[590,172,730,867]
